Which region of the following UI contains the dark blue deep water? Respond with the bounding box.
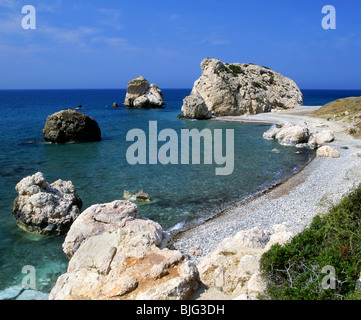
[0,88,358,296]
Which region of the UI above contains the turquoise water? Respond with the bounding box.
[1,88,352,294]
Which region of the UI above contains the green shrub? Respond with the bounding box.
[214,66,231,76]
[259,184,361,300]
[252,81,268,91]
[228,64,245,76]
[252,81,263,89]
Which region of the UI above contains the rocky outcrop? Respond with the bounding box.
[263,123,337,150]
[62,200,166,259]
[11,172,82,235]
[180,92,212,120]
[50,200,200,300]
[42,109,101,143]
[124,77,165,108]
[198,224,293,298]
[180,58,303,119]
[263,123,309,146]
[308,130,335,149]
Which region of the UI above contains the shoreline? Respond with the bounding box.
[174,106,361,264]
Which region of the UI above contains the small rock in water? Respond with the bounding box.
[42,109,101,143]
[123,190,135,200]
[135,190,151,202]
[124,190,151,202]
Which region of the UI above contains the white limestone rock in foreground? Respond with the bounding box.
[198,224,294,298]
[62,200,171,259]
[50,200,200,300]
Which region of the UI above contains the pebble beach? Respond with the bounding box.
[174,106,361,263]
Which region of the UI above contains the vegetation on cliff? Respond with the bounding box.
[260,183,361,300]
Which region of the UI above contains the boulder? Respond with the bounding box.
[274,123,309,146]
[135,190,151,202]
[147,84,165,108]
[180,58,303,119]
[42,109,101,144]
[123,190,135,200]
[264,123,310,146]
[123,190,151,202]
[198,224,294,297]
[263,126,281,140]
[62,200,169,259]
[133,95,150,108]
[124,76,149,106]
[198,227,271,294]
[50,201,200,300]
[124,77,165,108]
[181,92,212,120]
[308,130,335,149]
[351,152,361,158]
[11,172,82,235]
[316,146,341,158]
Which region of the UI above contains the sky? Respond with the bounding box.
[0,0,361,90]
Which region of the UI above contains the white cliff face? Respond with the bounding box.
[181,58,303,119]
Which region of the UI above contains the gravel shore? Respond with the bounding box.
[174,106,361,264]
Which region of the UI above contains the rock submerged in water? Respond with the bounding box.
[123,190,151,202]
[124,76,165,109]
[42,109,101,144]
[180,58,303,119]
[11,172,82,235]
[50,200,200,300]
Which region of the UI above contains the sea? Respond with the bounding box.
[0,88,360,297]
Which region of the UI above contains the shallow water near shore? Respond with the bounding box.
[1,88,359,295]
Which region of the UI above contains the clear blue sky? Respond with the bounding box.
[1,0,360,89]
